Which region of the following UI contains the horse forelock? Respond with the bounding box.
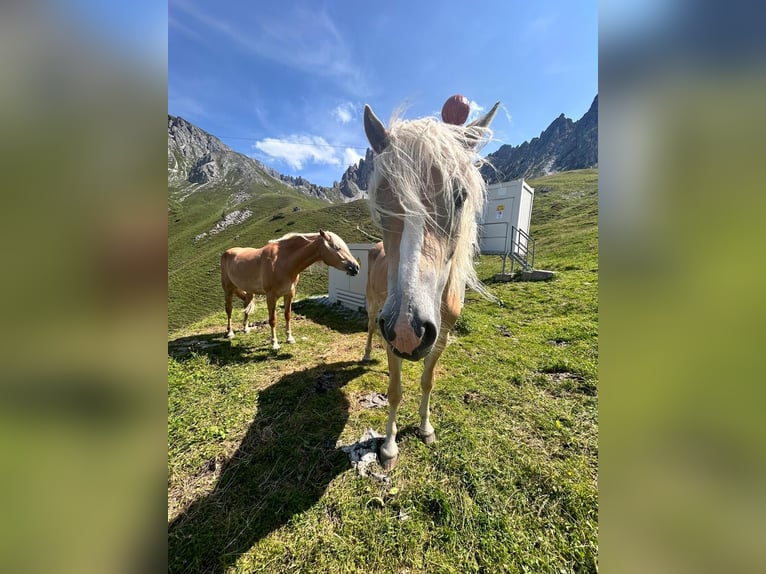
[322,230,344,247]
[368,116,494,299]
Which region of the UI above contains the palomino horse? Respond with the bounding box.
[362,102,499,470]
[221,230,359,350]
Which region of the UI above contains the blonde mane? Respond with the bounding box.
[268,232,315,244]
[368,115,494,299]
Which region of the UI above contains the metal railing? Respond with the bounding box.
[477,223,536,274]
[509,225,535,273]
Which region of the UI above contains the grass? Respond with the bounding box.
[168,169,598,573]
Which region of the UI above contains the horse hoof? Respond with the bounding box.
[271,343,280,351]
[286,336,296,344]
[225,331,235,339]
[379,453,398,471]
[420,431,436,445]
[361,354,372,363]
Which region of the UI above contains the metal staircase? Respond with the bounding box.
[507,225,535,273]
[477,222,536,275]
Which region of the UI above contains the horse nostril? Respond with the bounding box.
[420,320,437,349]
[378,317,394,342]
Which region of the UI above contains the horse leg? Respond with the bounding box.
[380,348,403,470]
[242,292,254,333]
[224,289,235,338]
[418,329,449,444]
[362,305,377,362]
[266,294,280,351]
[283,288,296,344]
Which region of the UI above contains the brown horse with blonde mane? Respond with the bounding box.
[221,230,359,350]
[362,102,499,470]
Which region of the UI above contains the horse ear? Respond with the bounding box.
[364,105,390,154]
[319,229,328,240]
[466,101,500,130]
[464,101,500,148]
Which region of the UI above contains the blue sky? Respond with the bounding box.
[169,0,597,187]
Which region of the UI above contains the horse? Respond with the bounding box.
[220,229,359,350]
[362,101,499,470]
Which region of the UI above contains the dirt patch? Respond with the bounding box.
[496,325,514,338]
[356,392,388,408]
[168,337,224,358]
[463,390,485,404]
[547,372,583,384]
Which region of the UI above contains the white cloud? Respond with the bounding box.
[466,100,485,123]
[343,147,364,167]
[333,102,356,124]
[254,135,341,170]
[500,103,513,124]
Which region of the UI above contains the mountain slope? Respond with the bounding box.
[169,115,275,188]
[168,115,342,202]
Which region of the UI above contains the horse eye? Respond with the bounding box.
[454,189,467,209]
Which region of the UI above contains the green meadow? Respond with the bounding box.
[168,169,598,573]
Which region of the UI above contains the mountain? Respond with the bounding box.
[336,148,375,200]
[168,115,341,202]
[333,94,598,191]
[481,95,598,183]
[277,173,343,202]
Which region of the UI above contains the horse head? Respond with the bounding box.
[364,103,499,360]
[317,229,360,276]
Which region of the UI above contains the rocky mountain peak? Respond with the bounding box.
[337,148,375,199]
[481,95,598,183]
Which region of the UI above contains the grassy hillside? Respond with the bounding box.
[169,169,597,331]
[168,169,598,572]
[168,179,379,330]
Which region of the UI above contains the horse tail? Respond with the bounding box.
[243,298,255,316]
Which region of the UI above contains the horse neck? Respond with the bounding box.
[279,234,322,273]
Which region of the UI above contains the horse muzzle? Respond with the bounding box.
[378,312,438,361]
[345,262,360,276]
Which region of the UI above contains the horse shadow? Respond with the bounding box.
[168,360,366,573]
[168,329,294,365]
[291,298,368,335]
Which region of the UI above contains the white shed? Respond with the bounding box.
[327,243,376,311]
[478,179,535,272]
